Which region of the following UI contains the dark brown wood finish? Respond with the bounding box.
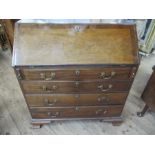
[137,66,155,117]
[21,80,131,94]
[25,92,128,107]
[12,20,139,127]
[1,19,19,51]
[12,21,139,66]
[18,67,134,81]
[30,105,123,119]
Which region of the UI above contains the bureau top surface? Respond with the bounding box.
[12,20,139,66]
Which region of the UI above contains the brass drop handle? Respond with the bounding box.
[47,112,59,118]
[100,71,116,79]
[95,109,107,115]
[97,95,109,102]
[44,98,57,106]
[98,84,112,92]
[42,85,57,92]
[75,70,80,76]
[40,72,55,80]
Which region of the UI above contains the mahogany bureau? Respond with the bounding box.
[12,20,139,127]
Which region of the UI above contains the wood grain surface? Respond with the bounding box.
[12,21,138,66]
[30,105,123,119]
[21,80,131,94]
[19,67,135,81]
[25,92,127,107]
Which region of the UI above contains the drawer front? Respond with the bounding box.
[18,67,135,81]
[21,81,131,94]
[26,93,128,107]
[30,105,123,119]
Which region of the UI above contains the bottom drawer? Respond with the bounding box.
[30,105,123,119]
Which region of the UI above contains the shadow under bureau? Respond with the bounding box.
[12,20,139,127]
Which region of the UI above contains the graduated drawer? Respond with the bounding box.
[21,81,131,94]
[17,67,136,81]
[30,105,123,119]
[25,93,128,107]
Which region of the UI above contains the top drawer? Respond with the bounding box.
[16,67,136,81]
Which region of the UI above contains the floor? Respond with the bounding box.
[0,50,155,135]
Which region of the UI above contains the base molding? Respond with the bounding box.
[31,116,123,128]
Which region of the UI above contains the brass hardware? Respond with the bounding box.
[47,112,59,118]
[95,109,107,115]
[75,70,80,76]
[52,85,57,90]
[97,95,109,102]
[130,67,137,78]
[100,72,105,78]
[42,85,57,91]
[98,84,112,92]
[44,98,57,106]
[75,106,80,111]
[40,72,55,80]
[40,73,45,79]
[42,85,47,91]
[75,94,80,98]
[50,72,56,79]
[75,81,80,87]
[100,71,116,79]
[16,68,22,80]
[95,109,102,114]
[130,72,135,78]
